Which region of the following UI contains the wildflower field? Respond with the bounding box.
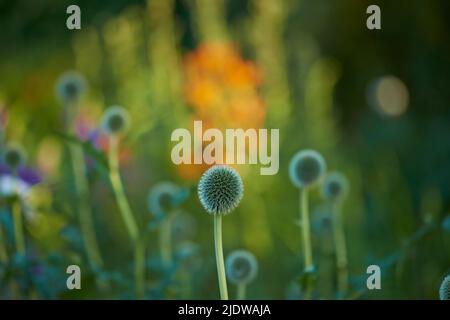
[0,0,449,300]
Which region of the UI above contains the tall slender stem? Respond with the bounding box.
[108,137,145,299]
[333,202,348,296]
[179,270,192,299]
[108,138,139,241]
[0,127,7,262]
[0,224,8,262]
[159,214,173,268]
[237,283,246,300]
[214,214,228,300]
[68,136,103,269]
[300,188,313,270]
[12,200,25,255]
[300,188,314,299]
[134,237,145,299]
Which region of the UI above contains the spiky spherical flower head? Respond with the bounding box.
[55,71,86,104]
[289,149,326,188]
[2,143,27,170]
[198,165,243,215]
[147,182,179,218]
[225,250,258,285]
[321,171,349,201]
[101,105,131,136]
[439,274,450,300]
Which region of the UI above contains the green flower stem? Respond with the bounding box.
[0,131,7,262]
[0,225,8,262]
[332,202,348,295]
[68,138,104,269]
[180,270,192,299]
[12,200,25,255]
[108,137,145,299]
[134,237,145,299]
[237,283,246,300]
[108,138,139,241]
[159,213,173,268]
[300,188,314,299]
[214,214,228,300]
[300,188,313,270]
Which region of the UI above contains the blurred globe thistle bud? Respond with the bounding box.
[289,150,326,188]
[100,106,131,136]
[55,71,86,104]
[198,165,243,215]
[225,250,258,285]
[440,274,450,300]
[441,215,450,233]
[148,181,179,218]
[286,281,303,300]
[321,171,349,201]
[311,205,333,236]
[175,241,203,271]
[175,241,199,260]
[171,211,197,243]
[311,205,335,254]
[2,143,27,170]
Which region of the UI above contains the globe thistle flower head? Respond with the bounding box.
[148,181,179,218]
[2,143,27,170]
[55,71,86,104]
[225,250,258,285]
[321,171,349,201]
[101,106,131,136]
[289,149,326,188]
[198,165,243,215]
[440,274,450,300]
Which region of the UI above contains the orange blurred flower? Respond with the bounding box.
[184,43,265,130]
[180,43,266,180]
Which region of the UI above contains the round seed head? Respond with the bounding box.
[148,181,179,218]
[198,165,243,215]
[55,71,86,104]
[289,149,326,188]
[101,105,131,136]
[225,250,258,285]
[321,171,349,201]
[440,274,450,300]
[2,144,27,170]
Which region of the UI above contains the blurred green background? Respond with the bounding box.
[0,0,449,300]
